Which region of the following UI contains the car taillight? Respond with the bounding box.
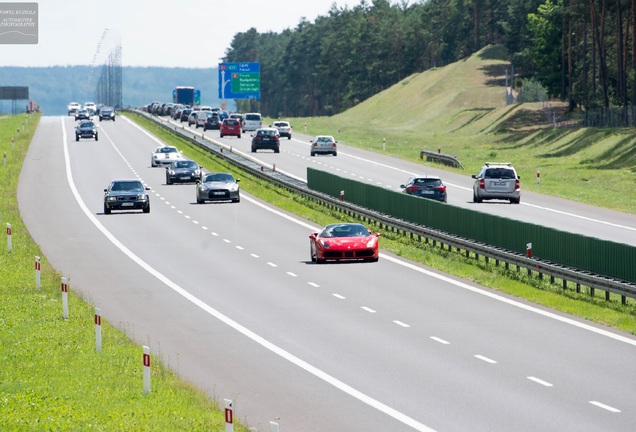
[515,179,520,190]
[436,185,446,192]
[479,179,485,189]
[407,186,418,193]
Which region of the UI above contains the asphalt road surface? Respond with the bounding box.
[17,115,636,431]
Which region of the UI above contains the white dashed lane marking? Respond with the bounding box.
[527,377,553,387]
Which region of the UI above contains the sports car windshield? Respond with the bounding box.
[320,224,370,238]
[174,161,197,168]
[157,147,177,154]
[203,173,234,183]
[110,181,145,192]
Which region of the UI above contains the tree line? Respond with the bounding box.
[223,0,636,117]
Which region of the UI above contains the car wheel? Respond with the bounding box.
[310,152,315,157]
[238,134,241,139]
[288,136,292,140]
[75,135,79,141]
[473,193,481,203]
[310,242,318,263]
[143,203,150,213]
[220,134,224,138]
[113,117,115,122]
[369,257,379,263]
[333,152,337,156]
[95,134,98,141]
[251,147,256,153]
[103,204,111,215]
[232,197,240,203]
[275,146,280,153]
[166,177,172,185]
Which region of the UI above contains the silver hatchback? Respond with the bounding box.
[472,162,520,204]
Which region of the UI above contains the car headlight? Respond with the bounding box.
[320,240,330,249]
[168,170,175,175]
[194,169,201,175]
[106,196,117,202]
[137,194,148,200]
[366,238,377,248]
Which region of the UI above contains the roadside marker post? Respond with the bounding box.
[35,256,41,289]
[526,243,532,258]
[537,170,540,185]
[143,345,151,394]
[6,223,11,253]
[61,277,69,319]
[270,421,280,432]
[95,308,102,353]
[339,190,345,202]
[224,399,234,432]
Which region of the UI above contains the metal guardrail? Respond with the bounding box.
[420,150,464,169]
[134,110,636,303]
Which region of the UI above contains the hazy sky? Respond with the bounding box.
[0,0,356,68]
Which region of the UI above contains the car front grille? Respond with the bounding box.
[208,190,229,199]
[324,249,374,258]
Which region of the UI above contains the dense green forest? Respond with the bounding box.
[0,66,230,116]
[224,0,636,117]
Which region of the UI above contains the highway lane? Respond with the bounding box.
[162,114,636,246]
[17,115,636,431]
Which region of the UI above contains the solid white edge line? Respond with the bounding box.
[60,118,436,432]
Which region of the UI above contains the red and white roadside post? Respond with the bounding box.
[95,308,102,353]
[526,242,532,258]
[536,170,540,185]
[224,399,234,432]
[6,223,12,253]
[270,421,280,432]
[143,345,151,395]
[35,256,41,289]
[61,277,69,319]
[339,190,345,202]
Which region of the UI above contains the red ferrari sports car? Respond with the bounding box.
[309,223,380,263]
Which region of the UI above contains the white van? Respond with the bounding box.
[242,113,262,132]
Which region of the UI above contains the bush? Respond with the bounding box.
[517,78,548,103]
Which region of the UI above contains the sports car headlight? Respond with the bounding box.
[320,240,331,249]
[366,238,377,248]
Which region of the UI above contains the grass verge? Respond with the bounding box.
[0,114,250,431]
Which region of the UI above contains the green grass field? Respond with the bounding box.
[3,46,636,429]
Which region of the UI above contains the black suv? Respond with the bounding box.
[251,128,280,153]
[75,120,98,141]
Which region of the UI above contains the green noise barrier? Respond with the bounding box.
[307,168,636,284]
